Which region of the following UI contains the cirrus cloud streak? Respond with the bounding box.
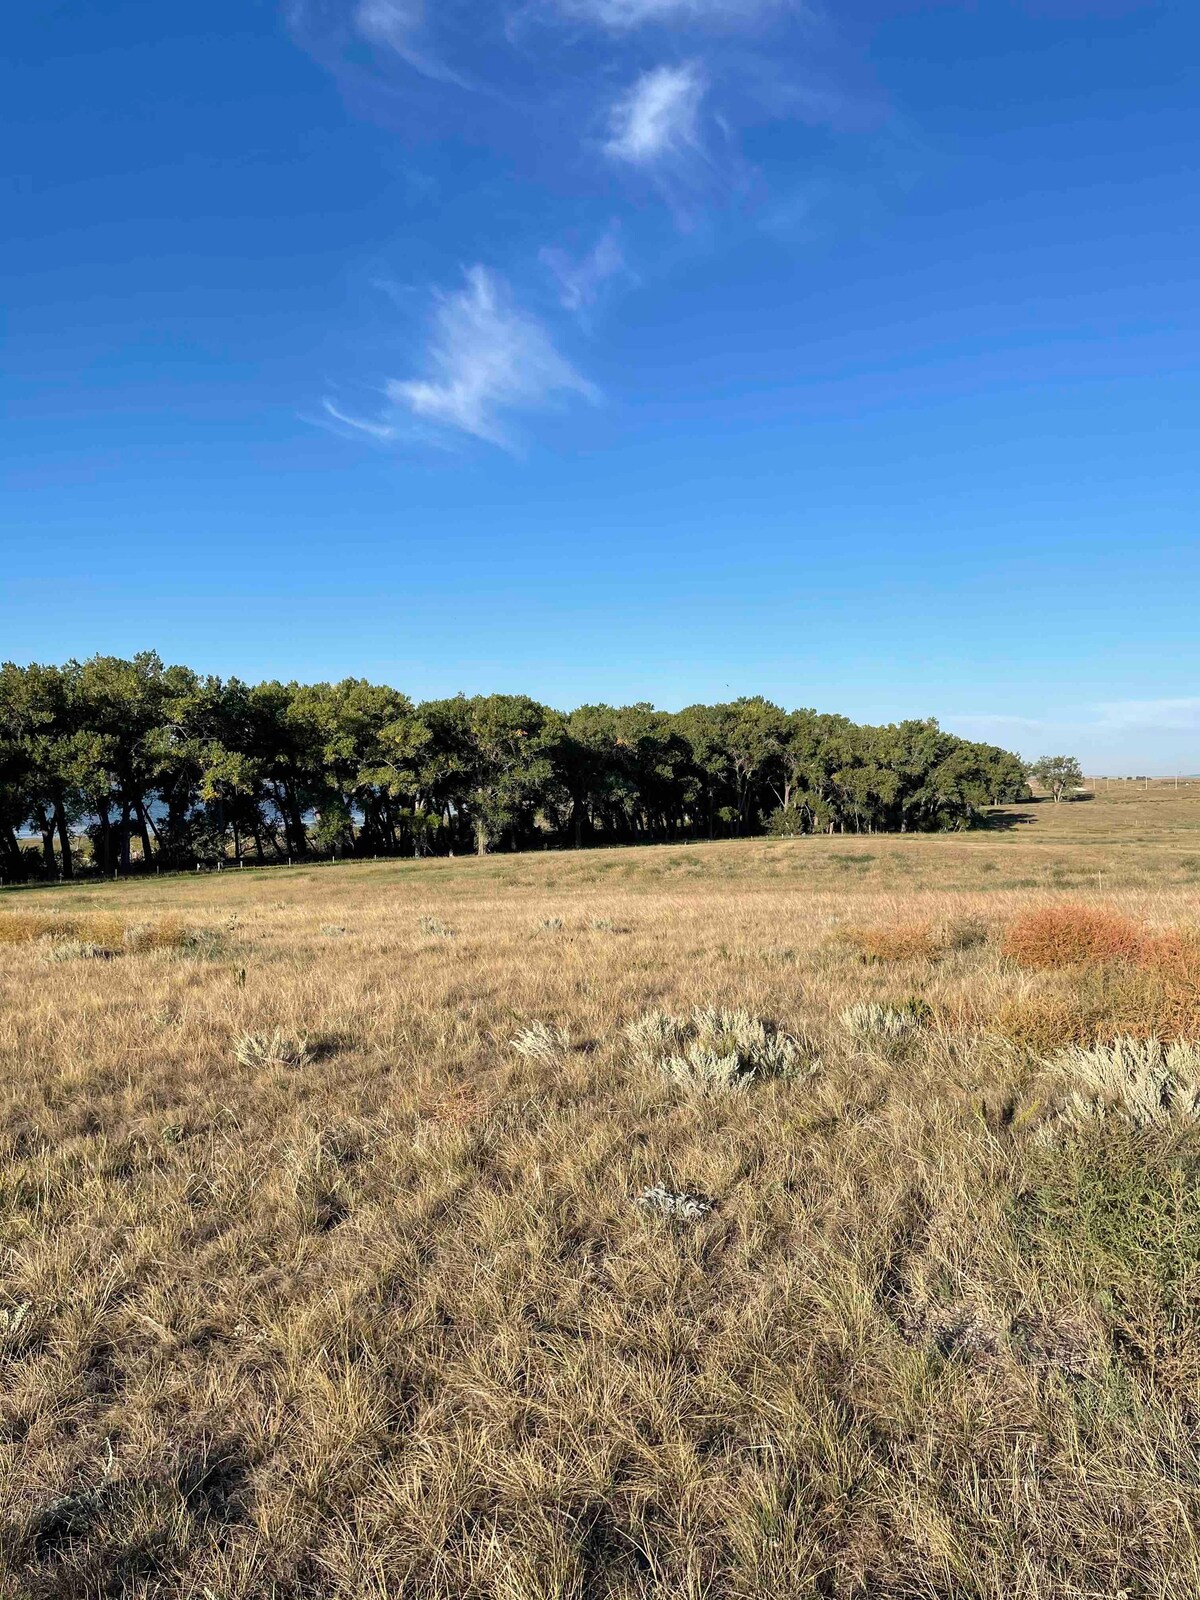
[326,266,597,451]
[604,61,707,166]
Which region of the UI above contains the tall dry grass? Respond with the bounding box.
[3,796,1200,1596]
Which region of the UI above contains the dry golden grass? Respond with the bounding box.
[836,919,942,963]
[0,911,200,956]
[4,789,1200,1596]
[837,913,992,965]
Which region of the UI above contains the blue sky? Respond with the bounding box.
[4,0,1198,771]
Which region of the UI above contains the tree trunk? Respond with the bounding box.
[54,795,74,879]
[96,800,114,875]
[1,826,23,880]
[287,797,306,855]
[135,799,154,868]
[119,796,132,874]
[38,810,55,875]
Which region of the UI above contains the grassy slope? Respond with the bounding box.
[2,787,1200,1597]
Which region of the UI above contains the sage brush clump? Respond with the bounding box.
[510,1021,571,1062]
[234,1029,313,1071]
[626,1007,819,1090]
[0,1301,33,1354]
[1049,1037,1200,1129]
[47,939,107,963]
[839,1001,923,1045]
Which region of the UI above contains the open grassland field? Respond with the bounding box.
[4,786,1200,1599]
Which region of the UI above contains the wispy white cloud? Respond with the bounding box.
[1096,698,1200,732]
[944,714,1058,736]
[351,0,468,84]
[354,0,421,50]
[321,399,401,442]
[955,700,1200,736]
[540,227,628,311]
[327,267,596,450]
[553,0,791,28]
[296,0,881,448]
[938,703,1200,775]
[604,62,707,167]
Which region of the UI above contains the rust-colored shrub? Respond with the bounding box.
[1140,928,1200,988]
[1133,930,1200,1038]
[1003,905,1145,970]
[998,911,1200,1043]
[839,914,993,966]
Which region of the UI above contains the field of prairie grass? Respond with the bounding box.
[4,785,1200,1598]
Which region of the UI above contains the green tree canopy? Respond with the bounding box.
[0,655,1032,877]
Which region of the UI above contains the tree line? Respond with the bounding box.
[0,653,1031,879]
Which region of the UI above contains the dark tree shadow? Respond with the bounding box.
[978,809,1037,831]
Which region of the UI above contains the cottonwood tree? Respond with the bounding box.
[0,654,1034,876]
[553,704,628,848]
[0,661,93,876]
[1029,754,1084,803]
[422,694,554,854]
[75,652,196,873]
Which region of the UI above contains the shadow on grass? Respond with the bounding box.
[978,810,1038,832]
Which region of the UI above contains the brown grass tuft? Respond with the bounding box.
[838,920,940,963]
[121,915,194,952]
[839,914,991,964]
[992,962,1200,1048]
[990,990,1091,1052]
